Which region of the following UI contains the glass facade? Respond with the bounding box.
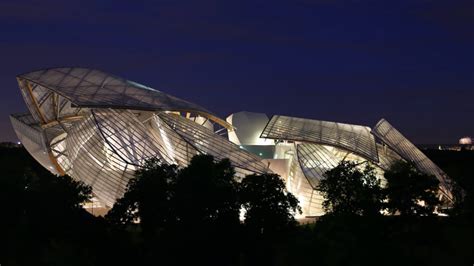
[11,68,453,216]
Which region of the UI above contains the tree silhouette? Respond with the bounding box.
[0,146,94,265]
[106,154,241,265]
[0,146,92,227]
[238,173,300,266]
[106,157,178,232]
[25,170,92,223]
[450,177,473,218]
[173,155,240,229]
[1,146,472,265]
[239,173,301,235]
[317,161,384,216]
[173,155,242,265]
[384,160,440,216]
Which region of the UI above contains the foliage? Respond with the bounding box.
[287,215,473,266]
[25,171,92,218]
[105,155,242,265]
[384,160,440,216]
[173,155,241,264]
[239,173,301,235]
[106,155,241,230]
[450,177,473,218]
[0,146,97,265]
[1,146,473,265]
[106,158,178,231]
[173,155,240,229]
[0,146,92,224]
[317,161,384,216]
[106,155,303,264]
[107,155,301,237]
[424,150,474,219]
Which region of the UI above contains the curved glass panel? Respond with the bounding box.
[372,119,452,200]
[261,115,379,162]
[18,67,211,114]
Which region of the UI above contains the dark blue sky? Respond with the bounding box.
[0,0,472,143]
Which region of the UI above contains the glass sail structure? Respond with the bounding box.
[11,67,266,209]
[11,68,453,216]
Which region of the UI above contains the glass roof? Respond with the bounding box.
[261,115,379,162]
[18,67,211,114]
[372,119,452,199]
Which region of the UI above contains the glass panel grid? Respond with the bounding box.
[261,115,379,162]
[372,119,452,200]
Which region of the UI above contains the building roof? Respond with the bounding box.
[18,67,211,114]
[372,119,452,199]
[261,115,379,162]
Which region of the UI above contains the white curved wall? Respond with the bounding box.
[226,111,274,146]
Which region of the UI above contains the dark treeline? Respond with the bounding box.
[0,146,472,266]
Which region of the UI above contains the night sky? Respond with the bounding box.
[0,0,472,144]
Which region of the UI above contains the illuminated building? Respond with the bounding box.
[459,137,472,145]
[11,68,453,216]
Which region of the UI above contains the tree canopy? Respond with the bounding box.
[317,160,384,216]
[106,157,178,230]
[0,146,96,266]
[0,146,92,226]
[105,154,302,265]
[1,146,472,265]
[173,155,240,229]
[384,160,441,216]
[239,173,301,235]
[106,155,241,231]
[107,155,301,234]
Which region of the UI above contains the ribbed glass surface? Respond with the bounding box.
[12,67,272,210]
[10,113,58,174]
[261,115,379,162]
[19,68,210,114]
[376,143,402,171]
[296,143,339,188]
[287,148,325,216]
[372,119,452,199]
[17,77,84,124]
[158,113,269,176]
[12,67,454,215]
[22,108,270,208]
